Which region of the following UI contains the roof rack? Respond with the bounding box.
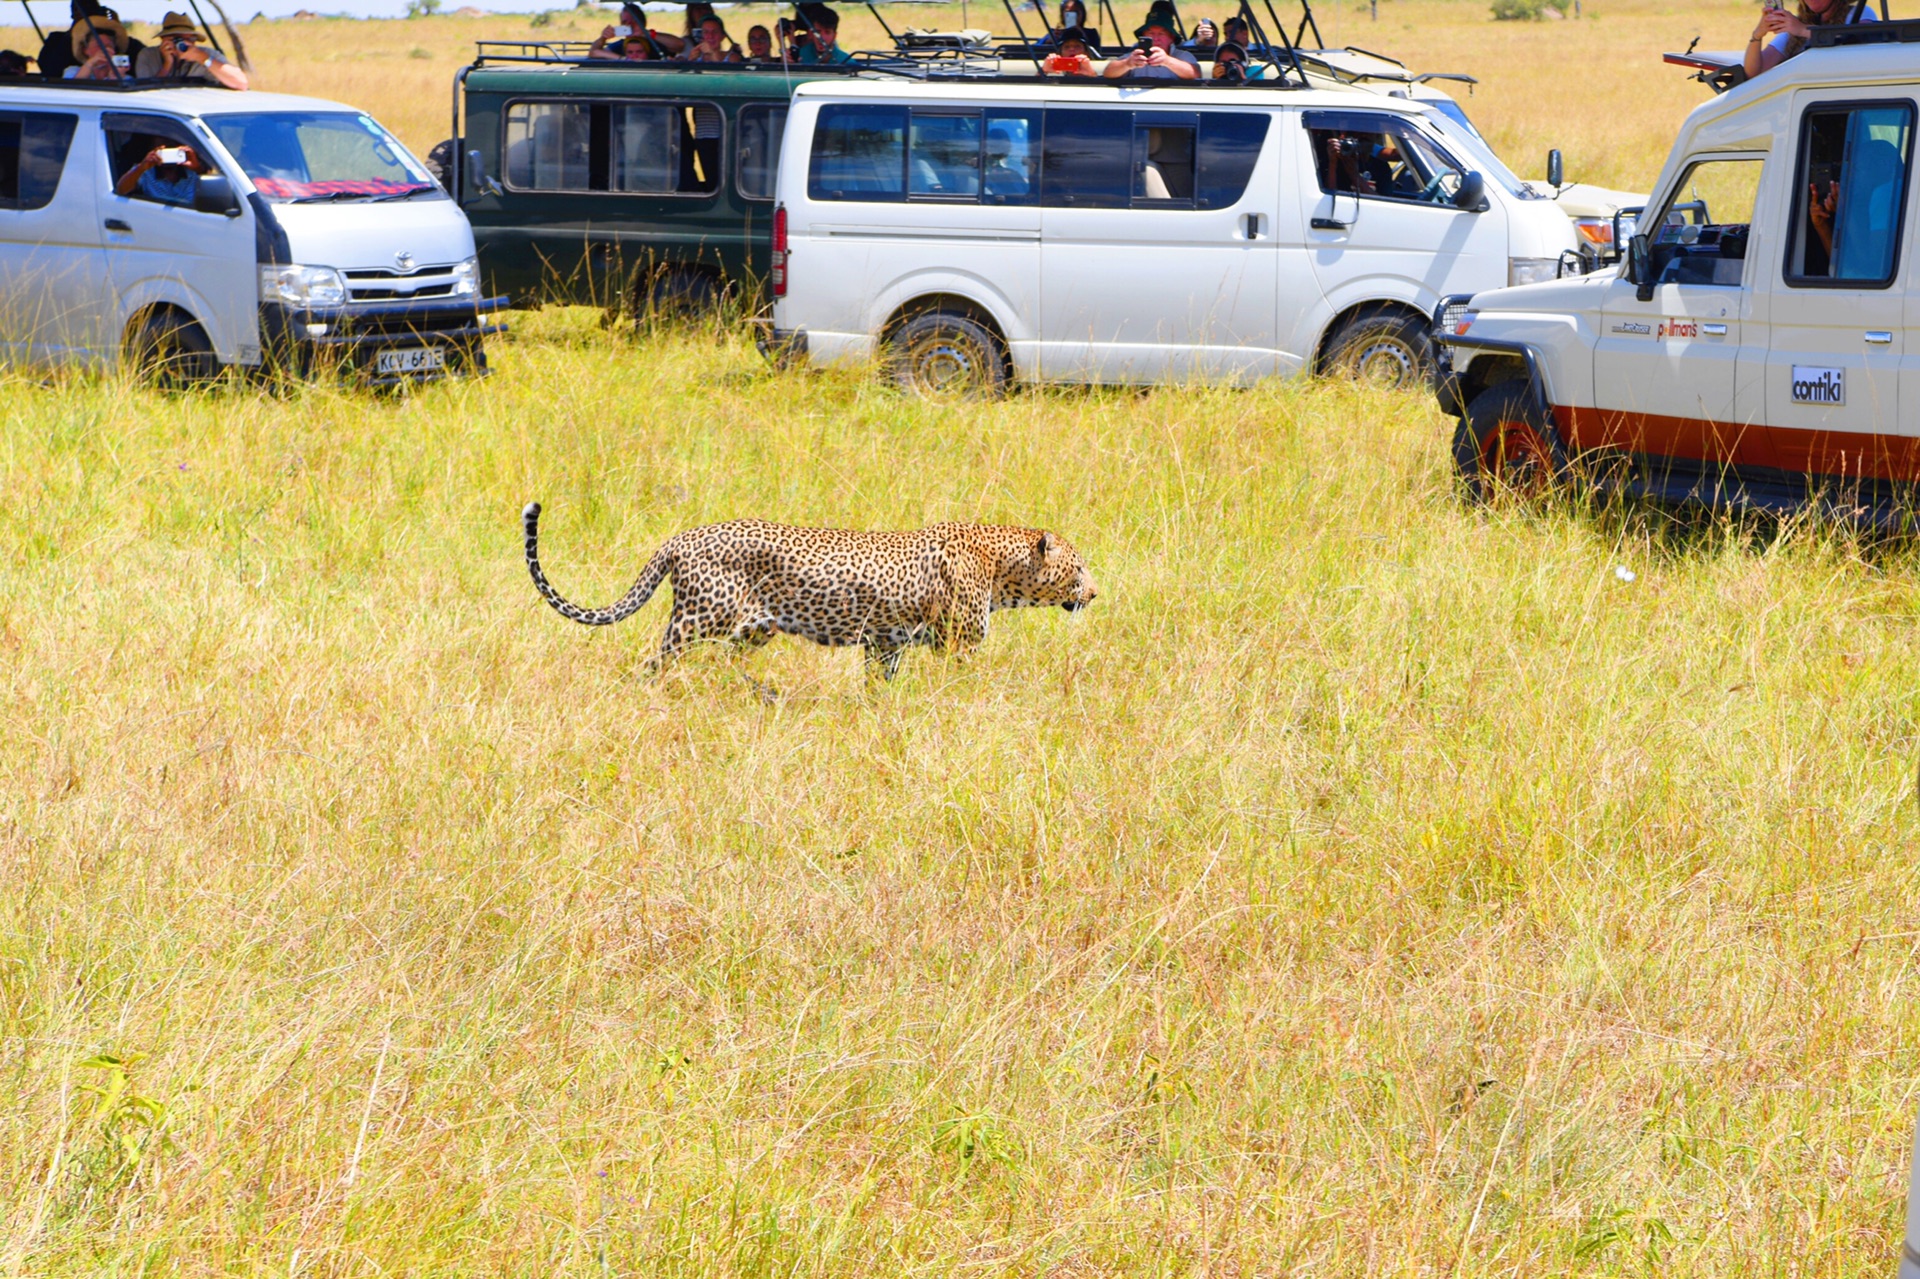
[1809,14,1919,46]
[5,75,240,92]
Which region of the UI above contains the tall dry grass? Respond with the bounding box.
[0,314,1917,1274]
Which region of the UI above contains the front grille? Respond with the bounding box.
[344,264,462,302]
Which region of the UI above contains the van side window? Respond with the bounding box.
[0,113,78,212]
[911,113,981,200]
[982,110,1039,206]
[1643,157,1762,287]
[502,100,721,196]
[737,103,786,202]
[1040,109,1131,208]
[1305,111,1467,207]
[1134,115,1196,203]
[1198,113,1269,209]
[809,103,906,201]
[1786,102,1913,286]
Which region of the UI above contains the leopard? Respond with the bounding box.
[522,503,1098,679]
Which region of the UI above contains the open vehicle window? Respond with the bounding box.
[736,103,785,201]
[104,111,226,209]
[1305,110,1467,207]
[1787,102,1913,286]
[0,112,77,212]
[1645,156,1763,287]
[1135,114,1196,203]
[499,100,720,196]
[206,111,438,203]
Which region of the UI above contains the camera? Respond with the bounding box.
[156,147,189,166]
[1214,60,1246,82]
[172,37,193,53]
[111,53,129,69]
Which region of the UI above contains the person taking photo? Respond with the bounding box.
[133,12,248,88]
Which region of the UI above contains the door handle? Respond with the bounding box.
[1866,330,1894,344]
[1701,322,1727,336]
[1242,212,1261,239]
[1310,217,1351,231]
[104,218,131,233]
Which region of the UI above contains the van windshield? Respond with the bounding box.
[1420,109,1544,201]
[205,111,441,203]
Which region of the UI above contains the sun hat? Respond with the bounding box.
[155,12,203,40]
[1215,39,1245,58]
[1134,14,1176,37]
[1059,25,1099,48]
[69,12,125,58]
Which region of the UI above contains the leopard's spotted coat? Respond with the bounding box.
[523,504,1098,678]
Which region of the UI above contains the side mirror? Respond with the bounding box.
[1629,232,1654,302]
[1452,170,1488,212]
[194,173,241,217]
[466,148,504,198]
[1546,148,1564,189]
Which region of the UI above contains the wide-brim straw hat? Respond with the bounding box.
[70,13,126,58]
[156,11,203,39]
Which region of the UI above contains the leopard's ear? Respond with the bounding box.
[1035,531,1052,556]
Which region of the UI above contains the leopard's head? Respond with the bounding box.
[998,530,1098,613]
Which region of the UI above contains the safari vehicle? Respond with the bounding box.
[0,81,501,383]
[1435,21,1920,519]
[765,76,1578,393]
[452,47,846,312]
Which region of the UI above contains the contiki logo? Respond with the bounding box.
[1791,365,1845,406]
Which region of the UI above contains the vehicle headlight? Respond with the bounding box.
[451,257,478,297]
[1507,257,1562,287]
[260,264,348,308]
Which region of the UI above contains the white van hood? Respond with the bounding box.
[269,197,475,272]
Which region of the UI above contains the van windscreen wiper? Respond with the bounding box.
[365,186,438,202]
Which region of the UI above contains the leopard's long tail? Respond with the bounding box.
[523,502,670,627]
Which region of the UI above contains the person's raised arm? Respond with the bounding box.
[1744,5,1800,78]
[115,148,161,196]
[180,42,248,89]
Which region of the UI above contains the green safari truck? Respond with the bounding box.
[452,48,845,312]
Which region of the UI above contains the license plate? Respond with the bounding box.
[376,347,446,375]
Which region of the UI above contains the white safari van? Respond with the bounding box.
[765,77,1578,394]
[1436,21,1920,517]
[0,83,503,383]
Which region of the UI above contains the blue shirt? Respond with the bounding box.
[136,167,197,206]
[796,41,853,64]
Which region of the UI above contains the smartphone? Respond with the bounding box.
[156,147,189,165]
[613,23,633,36]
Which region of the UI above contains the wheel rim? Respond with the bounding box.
[1347,335,1419,389]
[1482,419,1553,496]
[907,333,985,395]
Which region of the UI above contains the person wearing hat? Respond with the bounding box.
[1041,26,1099,74]
[133,12,248,88]
[1104,13,1198,79]
[64,13,129,81]
[37,0,141,80]
[1211,39,1263,79]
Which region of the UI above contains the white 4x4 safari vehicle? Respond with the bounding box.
[1436,21,1920,517]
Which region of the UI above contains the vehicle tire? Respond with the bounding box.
[887,310,1008,399]
[634,266,722,320]
[1453,380,1568,502]
[1323,308,1436,391]
[128,308,220,388]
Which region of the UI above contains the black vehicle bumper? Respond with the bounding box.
[751,319,807,366]
[261,295,511,385]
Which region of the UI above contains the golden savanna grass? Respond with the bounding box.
[3,4,1920,1275]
